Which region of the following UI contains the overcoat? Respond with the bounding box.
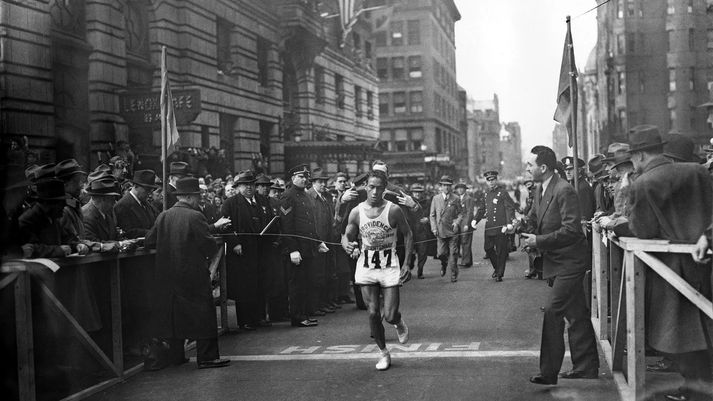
[627,156,713,353]
[114,193,156,239]
[429,192,463,238]
[459,194,477,233]
[220,194,263,302]
[570,177,596,220]
[524,174,589,279]
[145,201,218,339]
[82,202,118,242]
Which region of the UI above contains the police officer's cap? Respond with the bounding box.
[561,156,585,170]
[352,173,368,186]
[288,164,310,177]
[483,171,498,181]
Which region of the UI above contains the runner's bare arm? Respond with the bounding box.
[341,207,360,255]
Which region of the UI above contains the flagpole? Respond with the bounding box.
[161,45,168,211]
[567,16,579,191]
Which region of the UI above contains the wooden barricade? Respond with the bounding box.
[591,228,713,400]
[0,238,227,401]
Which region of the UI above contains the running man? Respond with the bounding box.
[342,171,412,371]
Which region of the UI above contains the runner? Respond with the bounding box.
[341,171,413,371]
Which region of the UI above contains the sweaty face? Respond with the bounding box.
[365,177,386,204]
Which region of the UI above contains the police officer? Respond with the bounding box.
[561,156,595,222]
[279,164,323,327]
[482,171,515,282]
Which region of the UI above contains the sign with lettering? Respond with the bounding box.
[119,89,201,127]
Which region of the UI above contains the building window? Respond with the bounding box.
[618,71,626,94]
[688,0,694,13]
[367,91,374,120]
[216,17,234,72]
[408,55,422,78]
[667,0,675,14]
[390,21,403,46]
[379,93,390,116]
[353,31,361,50]
[689,28,695,50]
[410,91,423,113]
[354,86,363,116]
[335,74,345,109]
[627,0,635,16]
[639,2,644,16]
[407,20,420,45]
[394,129,408,151]
[364,41,372,60]
[627,33,636,53]
[669,68,676,91]
[257,36,270,87]
[690,67,695,90]
[392,57,405,80]
[376,57,388,79]
[393,91,406,113]
[617,0,624,18]
[617,34,625,54]
[375,31,387,47]
[411,128,423,151]
[668,30,674,51]
[315,66,325,104]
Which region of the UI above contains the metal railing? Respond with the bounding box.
[590,228,713,400]
[1,239,227,401]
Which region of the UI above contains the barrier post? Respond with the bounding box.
[624,250,646,396]
[15,270,36,401]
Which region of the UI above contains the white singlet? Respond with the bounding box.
[356,200,399,270]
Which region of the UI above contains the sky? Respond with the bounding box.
[453,0,599,155]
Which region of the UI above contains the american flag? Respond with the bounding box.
[338,0,356,32]
[160,49,180,161]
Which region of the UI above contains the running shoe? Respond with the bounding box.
[375,352,391,371]
[395,318,409,344]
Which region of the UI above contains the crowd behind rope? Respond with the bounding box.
[1,125,712,399]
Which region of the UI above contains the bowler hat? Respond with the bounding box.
[169,162,190,177]
[234,170,257,185]
[173,177,201,195]
[85,177,121,197]
[561,156,585,170]
[410,183,424,192]
[627,125,666,153]
[588,154,605,175]
[131,170,158,188]
[55,159,87,181]
[483,171,498,181]
[31,163,56,183]
[36,179,69,201]
[439,175,454,185]
[663,134,703,163]
[288,164,310,177]
[602,143,631,161]
[255,174,272,185]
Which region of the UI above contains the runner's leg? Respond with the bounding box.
[361,285,385,350]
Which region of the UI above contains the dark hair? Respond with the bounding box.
[530,146,557,172]
[367,170,388,187]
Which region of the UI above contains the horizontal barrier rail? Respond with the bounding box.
[591,227,712,400]
[0,239,227,401]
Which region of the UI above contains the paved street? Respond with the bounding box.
[90,224,619,401]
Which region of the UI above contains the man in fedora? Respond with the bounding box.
[429,175,463,282]
[166,161,190,209]
[220,170,266,331]
[82,171,126,249]
[115,170,159,239]
[145,177,230,370]
[626,125,712,401]
[454,182,476,268]
[482,170,515,282]
[55,159,88,241]
[279,164,320,327]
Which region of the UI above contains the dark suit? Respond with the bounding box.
[82,203,118,243]
[165,184,178,209]
[145,201,220,363]
[408,197,433,277]
[523,174,598,380]
[457,194,476,266]
[220,194,263,326]
[115,192,156,239]
[429,192,463,280]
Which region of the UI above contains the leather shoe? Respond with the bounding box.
[491,272,497,278]
[197,358,230,369]
[647,358,677,373]
[529,375,557,385]
[291,319,318,327]
[417,275,424,279]
[559,369,598,379]
[440,267,446,277]
[495,276,503,282]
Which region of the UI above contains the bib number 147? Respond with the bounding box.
[363,249,392,269]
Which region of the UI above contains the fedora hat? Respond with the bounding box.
[270,180,286,191]
[663,133,703,163]
[310,169,329,182]
[85,177,121,197]
[87,170,114,184]
[234,170,257,185]
[588,154,605,175]
[439,175,454,185]
[602,143,631,161]
[610,153,633,170]
[131,170,158,188]
[30,163,56,183]
[174,177,201,195]
[36,179,69,201]
[454,182,467,189]
[627,125,667,153]
[255,174,272,185]
[55,159,87,181]
[169,161,190,177]
[483,171,498,181]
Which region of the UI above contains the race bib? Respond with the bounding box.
[361,248,396,269]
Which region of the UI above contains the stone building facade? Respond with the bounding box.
[500,122,522,180]
[467,95,501,179]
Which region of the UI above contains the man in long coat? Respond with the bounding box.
[626,126,712,401]
[455,182,476,268]
[429,175,463,282]
[145,177,229,369]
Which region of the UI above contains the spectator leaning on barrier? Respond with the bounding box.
[626,125,713,401]
[114,170,159,239]
[145,177,230,370]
